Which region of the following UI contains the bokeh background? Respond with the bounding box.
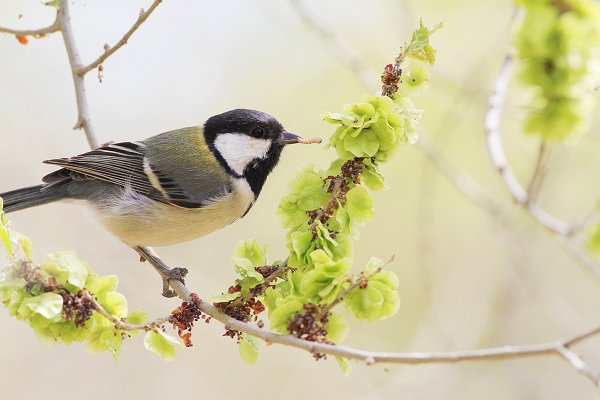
[2,0,600,399]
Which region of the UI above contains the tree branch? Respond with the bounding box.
[482,9,600,280]
[525,142,549,206]
[76,0,163,76]
[56,0,99,149]
[0,19,59,36]
[135,245,600,386]
[556,346,600,387]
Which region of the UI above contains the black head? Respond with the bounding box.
[204,109,301,197]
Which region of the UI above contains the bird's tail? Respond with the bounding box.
[0,185,63,213]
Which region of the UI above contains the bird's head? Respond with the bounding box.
[203,109,311,196]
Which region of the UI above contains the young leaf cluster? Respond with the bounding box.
[0,202,190,360]
[213,22,440,368]
[516,0,600,141]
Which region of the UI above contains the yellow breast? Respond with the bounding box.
[95,178,254,247]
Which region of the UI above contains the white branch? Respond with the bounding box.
[135,245,600,386]
[56,0,99,149]
[0,20,59,36]
[482,9,600,281]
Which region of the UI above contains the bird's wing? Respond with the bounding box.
[42,141,208,208]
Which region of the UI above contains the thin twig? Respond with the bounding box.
[526,142,549,206]
[309,176,344,232]
[77,0,163,76]
[0,19,59,36]
[231,259,289,307]
[556,346,600,387]
[56,0,99,149]
[317,266,384,320]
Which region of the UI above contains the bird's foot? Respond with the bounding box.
[162,267,188,298]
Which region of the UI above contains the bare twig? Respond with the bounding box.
[0,19,59,36]
[309,176,344,232]
[23,0,163,150]
[556,346,600,387]
[77,0,163,76]
[56,0,99,149]
[526,142,550,206]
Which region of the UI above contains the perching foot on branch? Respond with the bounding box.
[162,267,188,298]
[133,246,188,298]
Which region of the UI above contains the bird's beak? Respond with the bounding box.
[278,131,322,146]
[278,131,303,145]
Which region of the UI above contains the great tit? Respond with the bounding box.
[1,109,317,247]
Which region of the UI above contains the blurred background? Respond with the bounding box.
[1,0,600,398]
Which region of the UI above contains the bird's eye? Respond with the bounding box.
[251,127,265,138]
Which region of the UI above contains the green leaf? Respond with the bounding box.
[587,224,600,255]
[345,261,400,322]
[85,274,118,297]
[208,291,241,303]
[299,250,350,304]
[362,159,386,191]
[346,186,374,225]
[126,310,147,325]
[404,19,443,64]
[231,240,268,295]
[41,252,89,291]
[325,311,349,343]
[288,230,315,269]
[402,62,431,89]
[335,356,352,376]
[16,234,33,261]
[269,295,306,333]
[86,325,123,359]
[239,333,261,365]
[98,292,128,319]
[144,330,181,361]
[21,292,63,319]
[0,201,12,255]
[233,239,267,267]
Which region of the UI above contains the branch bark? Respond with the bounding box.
[56,0,99,149]
[0,20,59,36]
[135,244,600,386]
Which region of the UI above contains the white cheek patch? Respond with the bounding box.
[214,133,272,175]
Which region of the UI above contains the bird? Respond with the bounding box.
[0,109,320,280]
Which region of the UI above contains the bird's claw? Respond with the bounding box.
[162,267,188,298]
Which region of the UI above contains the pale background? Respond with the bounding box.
[1,1,600,399]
